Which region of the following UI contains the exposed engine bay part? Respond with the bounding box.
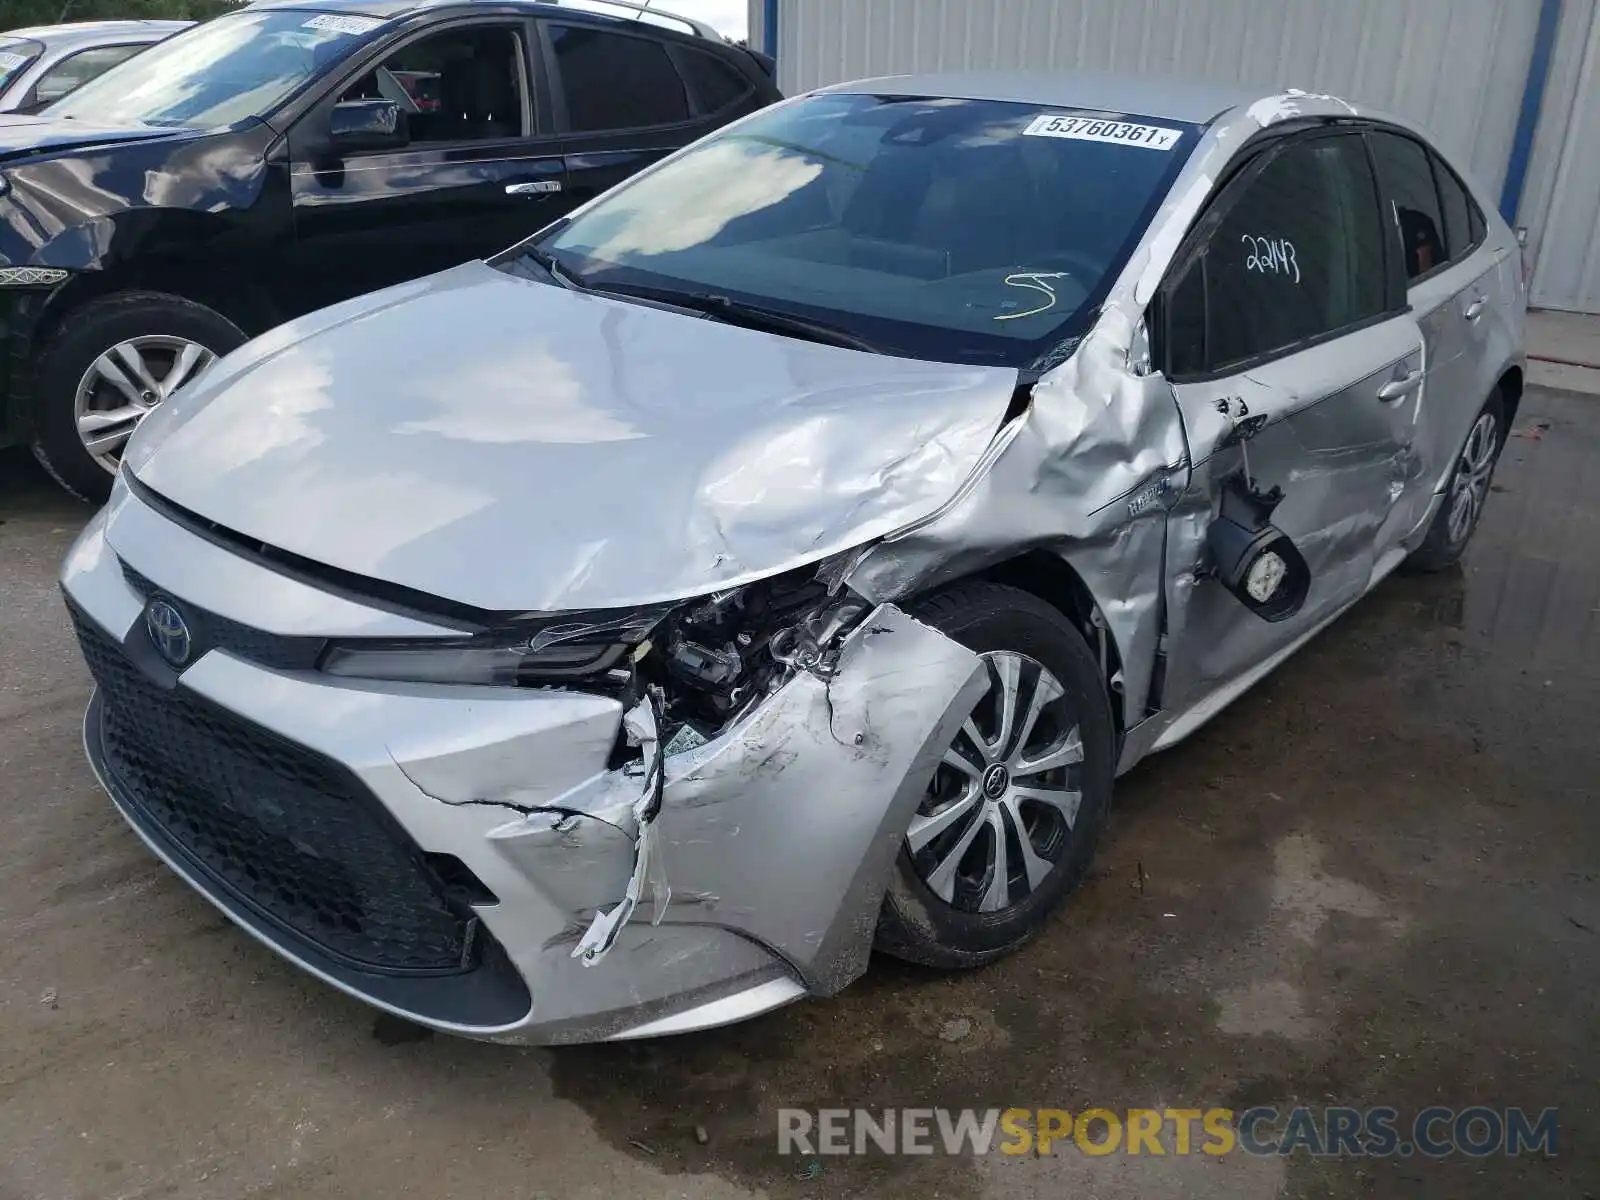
[629,561,875,753]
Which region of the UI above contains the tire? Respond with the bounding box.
[1404,389,1508,574]
[874,582,1116,969]
[29,291,245,503]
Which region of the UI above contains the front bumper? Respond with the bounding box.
[61,479,985,1044]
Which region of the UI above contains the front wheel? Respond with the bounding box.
[874,582,1116,969]
[29,291,244,503]
[1405,389,1507,573]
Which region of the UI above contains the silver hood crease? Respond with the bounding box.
[121,261,1019,612]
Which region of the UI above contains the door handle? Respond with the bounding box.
[1377,367,1423,402]
[506,180,561,196]
[1463,296,1487,321]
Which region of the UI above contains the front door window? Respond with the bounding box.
[340,26,526,143]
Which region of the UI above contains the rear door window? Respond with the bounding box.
[676,47,751,114]
[548,23,688,132]
[1430,150,1486,263]
[1369,131,1448,281]
[1166,133,1389,374]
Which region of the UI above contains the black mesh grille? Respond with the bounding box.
[72,607,474,976]
[120,562,326,671]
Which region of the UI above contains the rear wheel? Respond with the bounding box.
[29,291,244,503]
[874,582,1115,968]
[1405,390,1507,573]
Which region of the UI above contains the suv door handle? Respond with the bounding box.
[1463,296,1487,321]
[1377,367,1423,402]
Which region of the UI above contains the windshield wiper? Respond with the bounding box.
[536,271,881,353]
[684,293,880,353]
[516,243,588,291]
[593,285,879,352]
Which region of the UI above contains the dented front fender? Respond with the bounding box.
[656,603,987,993]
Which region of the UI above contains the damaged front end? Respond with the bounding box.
[339,554,987,1001]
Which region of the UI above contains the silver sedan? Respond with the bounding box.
[61,72,1523,1044]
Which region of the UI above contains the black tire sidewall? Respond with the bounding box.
[1407,389,1508,573]
[30,293,245,503]
[875,582,1116,968]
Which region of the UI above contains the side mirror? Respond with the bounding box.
[1205,471,1311,622]
[328,99,409,154]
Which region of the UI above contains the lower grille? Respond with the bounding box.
[71,607,475,976]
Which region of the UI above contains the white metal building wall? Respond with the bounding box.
[1521,0,1600,310]
[752,0,1543,202]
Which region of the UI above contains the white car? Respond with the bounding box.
[0,20,189,112]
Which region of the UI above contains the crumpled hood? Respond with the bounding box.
[125,262,1018,612]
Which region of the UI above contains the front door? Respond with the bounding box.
[288,19,567,316]
[1158,130,1425,708]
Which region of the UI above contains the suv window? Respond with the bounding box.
[1166,134,1388,375]
[549,23,688,132]
[341,26,525,142]
[678,47,750,113]
[29,43,145,107]
[1431,151,1485,263]
[1369,131,1447,281]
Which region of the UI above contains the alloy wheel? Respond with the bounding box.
[1446,410,1500,545]
[73,334,217,473]
[907,651,1084,913]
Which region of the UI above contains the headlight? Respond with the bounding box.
[320,605,672,687]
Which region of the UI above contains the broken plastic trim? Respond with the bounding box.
[572,584,874,965]
[571,688,672,965]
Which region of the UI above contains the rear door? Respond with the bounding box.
[537,19,754,209]
[288,17,568,314]
[1367,129,1510,542]
[1159,130,1424,707]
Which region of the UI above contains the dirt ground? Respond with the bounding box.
[1,388,1595,1200]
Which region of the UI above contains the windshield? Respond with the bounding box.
[0,38,44,94]
[527,92,1197,369]
[46,10,385,128]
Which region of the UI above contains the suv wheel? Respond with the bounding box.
[30,291,245,502]
[874,582,1116,968]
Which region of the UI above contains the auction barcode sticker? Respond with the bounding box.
[1022,114,1181,150]
[303,14,385,35]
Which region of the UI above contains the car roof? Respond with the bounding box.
[819,71,1286,126]
[245,0,725,41]
[0,20,192,44]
